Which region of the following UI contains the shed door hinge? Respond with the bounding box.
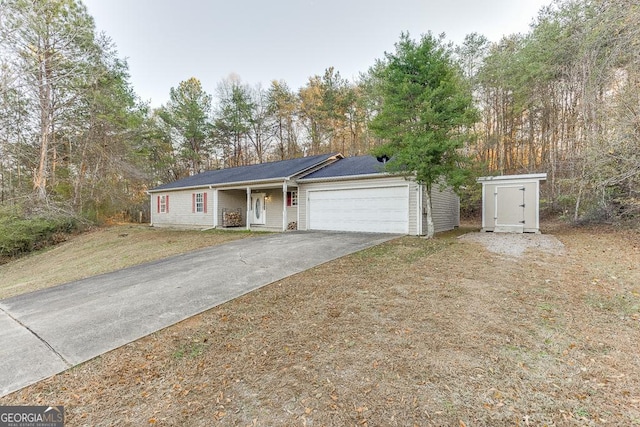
[519,204,525,208]
[520,220,526,224]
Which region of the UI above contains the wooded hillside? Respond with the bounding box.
[0,0,637,223]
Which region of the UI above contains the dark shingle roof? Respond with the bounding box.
[299,155,388,180]
[150,153,340,191]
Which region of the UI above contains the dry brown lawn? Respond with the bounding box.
[1,222,639,426]
[0,225,256,299]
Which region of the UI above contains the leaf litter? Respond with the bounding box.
[1,223,639,426]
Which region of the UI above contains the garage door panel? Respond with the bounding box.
[309,187,408,234]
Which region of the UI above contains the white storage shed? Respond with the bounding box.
[477,173,547,233]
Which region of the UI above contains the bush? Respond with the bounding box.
[0,204,83,262]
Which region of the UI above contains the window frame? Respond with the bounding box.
[159,195,167,213]
[195,192,204,213]
[287,190,298,207]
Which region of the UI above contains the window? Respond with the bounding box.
[158,195,169,213]
[287,191,298,207]
[195,193,204,212]
[192,192,207,213]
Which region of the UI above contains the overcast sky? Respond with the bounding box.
[82,0,551,107]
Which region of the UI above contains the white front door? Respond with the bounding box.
[251,193,266,225]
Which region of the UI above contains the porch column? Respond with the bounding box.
[212,188,218,228]
[246,187,251,230]
[282,181,288,231]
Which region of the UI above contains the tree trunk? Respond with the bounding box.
[423,188,435,239]
[34,50,52,200]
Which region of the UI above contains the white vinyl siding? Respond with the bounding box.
[151,189,212,228]
[428,184,461,233]
[217,190,247,227]
[262,190,285,229]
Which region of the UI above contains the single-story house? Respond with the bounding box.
[148,153,460,235]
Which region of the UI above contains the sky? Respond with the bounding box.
[82,0,551,108]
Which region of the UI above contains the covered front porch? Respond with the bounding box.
[212,181,298,232]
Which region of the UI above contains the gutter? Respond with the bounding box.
[148,178,286,193]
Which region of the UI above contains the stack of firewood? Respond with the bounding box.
[287,221,297,230]
[223,209,242,227]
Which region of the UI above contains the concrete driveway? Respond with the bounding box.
[0,231,397,397]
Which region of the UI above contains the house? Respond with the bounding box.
[148,153,460,235]
[477,173,547,233]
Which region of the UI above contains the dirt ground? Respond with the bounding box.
[1,222,639,426]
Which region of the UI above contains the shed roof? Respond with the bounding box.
[477,173,547,183]
[150,153,341,192]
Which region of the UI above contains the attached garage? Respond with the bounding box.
[297,156,460,236]
[308,186,409,234]
[477,173,547,233]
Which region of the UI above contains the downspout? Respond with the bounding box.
[417,184,423,236]
[146,191,153,227]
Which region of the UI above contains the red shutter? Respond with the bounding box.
[286,192,291,207]
[166,195,169,213]
[192,193,196,213]
[157,196,160,213]
[203,192,208,213]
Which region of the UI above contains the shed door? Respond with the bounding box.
[494,185,525,233]
[308,186,409,234]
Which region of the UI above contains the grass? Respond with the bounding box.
[0,225,258,299]
[1,222,639,426]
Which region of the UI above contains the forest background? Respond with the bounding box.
[0,0,638,240]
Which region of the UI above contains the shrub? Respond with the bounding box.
[0,204,83,262]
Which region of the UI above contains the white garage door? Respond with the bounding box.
[308,186,409,233]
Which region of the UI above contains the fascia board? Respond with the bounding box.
[477,173,547,184]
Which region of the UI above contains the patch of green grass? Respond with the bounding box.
[403,239,454,262]
[172,339,208,359]
[354,242,395,259]
[585,292,640,315]
[574,407,591,419]
[538,302,555,312]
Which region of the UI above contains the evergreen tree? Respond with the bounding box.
[370,32,477,237]
[158,78,214,175]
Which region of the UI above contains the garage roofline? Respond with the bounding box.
[297,172,393,183]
